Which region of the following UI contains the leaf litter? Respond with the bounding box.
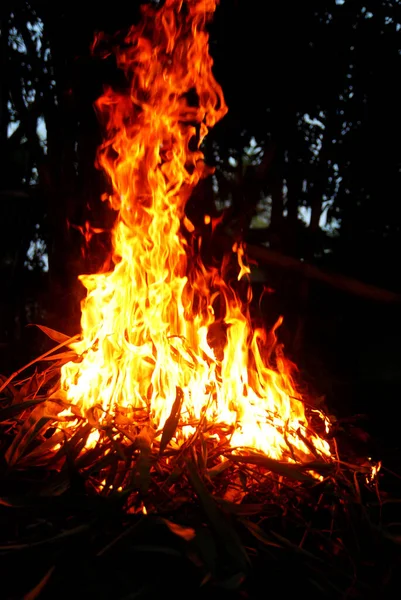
[0,325,399,599]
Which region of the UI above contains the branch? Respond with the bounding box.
[247,244,401,303]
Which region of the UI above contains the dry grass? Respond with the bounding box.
[0,326,400,599]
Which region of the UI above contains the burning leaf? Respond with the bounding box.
[18,431,66,466]
[207,459,232,478]
[29,324,71,345]
[0,398,46,421]
[105,429,126,460]
[0,374,17,399]
[23,566,55,600]
[159,387,183,454]
[5,410,53,466]
[224,453,316,482]
[63,422,94,463]
[134,426,155,494]
[0,334,80,396]
[16,370,43,400]
[223,483,245,504]
[161,518,196,541]
[38,351,77,363]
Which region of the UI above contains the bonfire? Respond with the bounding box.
[3,0,334,475]
[0,1,390,598]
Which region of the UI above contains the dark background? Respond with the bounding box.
[1,0,401,459]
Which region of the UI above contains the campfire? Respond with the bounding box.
[2,0,384,500]
[2,0,371,489]
[1,2,389,596]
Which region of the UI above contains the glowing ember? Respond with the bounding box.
[57,0,331,462]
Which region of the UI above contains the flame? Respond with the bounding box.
[59,0,331,462]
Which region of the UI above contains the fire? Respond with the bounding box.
[58,0,331,462]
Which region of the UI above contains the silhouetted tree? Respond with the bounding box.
[1,0,401,371]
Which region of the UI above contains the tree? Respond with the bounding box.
[1,0,401,371]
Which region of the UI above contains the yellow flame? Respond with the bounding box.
[59,0,331,462]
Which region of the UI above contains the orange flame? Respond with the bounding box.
[59,0,330,462]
